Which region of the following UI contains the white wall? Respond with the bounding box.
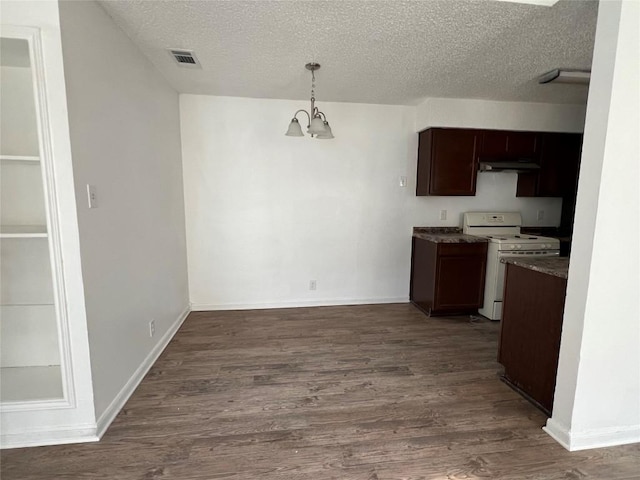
[546,0,640,451]
[181,95,583,309]
[416,97,587,133]
[58,0,189,425]
[182,96,417,309]
[1,0,97,447]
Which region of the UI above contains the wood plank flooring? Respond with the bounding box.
[2,304,639,479]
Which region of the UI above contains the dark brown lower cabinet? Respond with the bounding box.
[410,238,488,316]
[498,264,567,415]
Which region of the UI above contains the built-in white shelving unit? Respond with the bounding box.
[1,37,63,404]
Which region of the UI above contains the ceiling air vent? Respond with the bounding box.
[168,49,201,68]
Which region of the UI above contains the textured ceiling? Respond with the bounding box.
[98,0,597,105]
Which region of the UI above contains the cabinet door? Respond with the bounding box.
[537,133,583,197]
[515,172,539,197]
[507,132,539,158]
[516,133,583,198]
[409,238,437,313]
[480,131,509,158]
[481,131,539,159]
[433,246,487,310]
[417,129,479,196]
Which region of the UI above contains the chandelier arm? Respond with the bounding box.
[294,109,311,127]
[316,111,327,121]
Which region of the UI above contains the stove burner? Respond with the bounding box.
[486,235,508,240]
[514,235,538,239]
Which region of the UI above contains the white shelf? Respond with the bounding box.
[0,366,63,403]
[0,303,54,306]
[0,225,48,238]
[0,155,40,164]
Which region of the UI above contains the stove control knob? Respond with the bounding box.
[509,245,515,249]
[516,244,522,250]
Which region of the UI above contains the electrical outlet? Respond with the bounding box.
[87,184,97,208]
[399,176,407,187]
[149,320,156,338]
[537,210,545,221]
[309,280,317,291]
[440,209,447,221]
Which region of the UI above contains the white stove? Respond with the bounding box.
[463,212,560,320]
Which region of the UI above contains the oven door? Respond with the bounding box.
[496,250,560,302]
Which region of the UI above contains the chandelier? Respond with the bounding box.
[285,63,334,139]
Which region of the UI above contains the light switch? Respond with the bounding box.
[440,209,447,221]
[87,184,97,208]
[399,176,408,187]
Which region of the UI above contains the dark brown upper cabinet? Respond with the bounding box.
[480,131,539,159]
[538,133,583,197]
[416,128,480,196]
[517,133,583,198]
[416,128,582,199]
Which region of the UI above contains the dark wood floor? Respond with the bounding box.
[2,304,639,479]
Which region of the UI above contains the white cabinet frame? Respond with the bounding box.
[1,25,75,413]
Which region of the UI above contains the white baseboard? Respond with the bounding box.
[95,305,191,438]
[191,297,409,311]
[1,423,98,449]
[544,418,640,451]
[543,418,571,450]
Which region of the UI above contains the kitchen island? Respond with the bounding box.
[498,256,569,415]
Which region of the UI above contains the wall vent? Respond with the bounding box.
[168,49,201,68]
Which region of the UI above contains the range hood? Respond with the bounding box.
[478,160,541,173]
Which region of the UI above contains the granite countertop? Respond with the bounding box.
[413,227,488,244]
[502,257,570,279]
